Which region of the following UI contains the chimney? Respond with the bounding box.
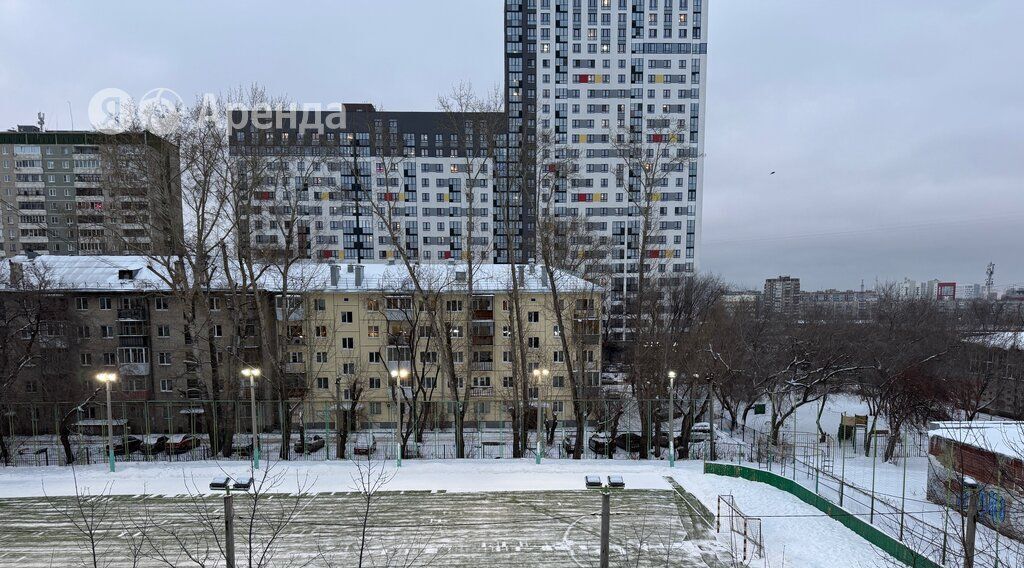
[354,264,364,288]
[329,263,340,287]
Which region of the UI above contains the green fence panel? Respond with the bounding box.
[704,462,940,568]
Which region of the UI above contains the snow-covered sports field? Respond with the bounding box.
[0,460,891,567]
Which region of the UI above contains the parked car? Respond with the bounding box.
[615,432,645,452]
[294,435,325,454]
[141,435,168,455]
[166,434,201,455]
[589,432,613,454]
[689,422,714,443]
[108,435,143,456]
[353,434,377,456]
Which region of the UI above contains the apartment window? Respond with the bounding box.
[80,353,92,366]
[316,377,329,389]
[367,325,380,338]
[314,325,328,337]
[370,402,382,415]
[553,351,565,363]
[77,325,91,339]
[157,325,170,338]
[342,362,356,375]
[75,297,89,310]
[369,377,381,389]
[340,311,353,323]
[290,351,303,363]
[99,297,112,310]
[102,352,117,366]
[552,375,565,388]
[100,325,115,339]
[502,325,511,337]
[213,324,223,337]
[155,297,169,310]
[158,352,172,366]
[315,352,329,363]
[314,299,326,311]
[341,337,355,350]
[528,311,539,323]
[553,325,561,337]
[160,379,174,392]
[209,297,221,311]
[528,337,540,349]
[502,376,514,388]
[446,300,463,312]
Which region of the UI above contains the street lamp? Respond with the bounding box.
[532,368,550,464]
[585,475,627,568]
[241,367,262,469]
[95,372,117,473]
[390,368,410,467]
[668,371,676,467]
[210,476,253,568]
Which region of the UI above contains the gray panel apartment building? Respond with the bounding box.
[0,126,183,257]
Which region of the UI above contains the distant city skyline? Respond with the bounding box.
[1,0,1021,290]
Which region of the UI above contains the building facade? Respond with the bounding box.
[229,108,503,264]
[504,0,709,337]
[763,275,800,316]
[0,126,183,257]
[3,256,602,433]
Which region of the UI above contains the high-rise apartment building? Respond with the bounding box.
[505,0,709,337]
[0,126,183,257]
[764,275,800,316]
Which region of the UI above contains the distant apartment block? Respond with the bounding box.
[0,126,183,257]
[763,275,800,316]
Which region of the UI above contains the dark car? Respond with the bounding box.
[166,434,201,455]
[141,435,168,455]
[589,432,614,454]
[614,432,645,452]
[108,435,143,456]
[353,434,377,456]
[294,435,326,454]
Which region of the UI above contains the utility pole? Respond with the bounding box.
[335,377,343,459]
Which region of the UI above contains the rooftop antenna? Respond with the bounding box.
[986,262,995,299]
[37,112,45,131]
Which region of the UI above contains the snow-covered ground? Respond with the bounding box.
[0,458,892,567]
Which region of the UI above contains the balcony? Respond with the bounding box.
[470,386,494,397]
[471,335,494,346]
[470,361,494,371]
[285,362,306,374]
[472,310,494,321]
[117,308,148,321]
[119,362,151,376]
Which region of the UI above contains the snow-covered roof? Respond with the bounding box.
[967,332,1024,351]
[928,421,1024,458]
[2,255,600,294]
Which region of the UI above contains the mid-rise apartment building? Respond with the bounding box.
[3,255,601,432]
[229,107,504,264]
[0,126,183,257]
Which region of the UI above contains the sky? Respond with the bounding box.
[1,0,1022,291]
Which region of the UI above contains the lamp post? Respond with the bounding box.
[532,368,549,464]
[95,372,117,473]
[668,371,676,467]
[390,368,410,467]
[241,367,262,469]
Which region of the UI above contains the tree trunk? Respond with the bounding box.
[638,399,651,459]
[0,428,9,465]
[864,414,878,457]
[278,396,292,460]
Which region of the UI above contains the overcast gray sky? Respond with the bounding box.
[2,0,1021,291]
